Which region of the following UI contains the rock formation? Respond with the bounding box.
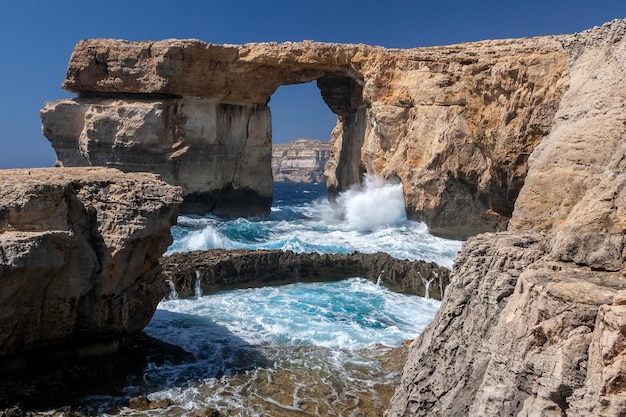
[387,19,626,417]
[272,138,331,183]
[161,249,450,300]
[0,167,181,357]
[42,33,567,237]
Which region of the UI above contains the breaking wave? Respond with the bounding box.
[168,176,461,268]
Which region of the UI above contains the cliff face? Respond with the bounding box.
[272,139,331,183]
[387,19,626,417]
[0,168,181,356]
[42,98,272,216]
[43,34,567,236]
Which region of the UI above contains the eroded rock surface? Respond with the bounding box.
[161,249,450,300]
[387,19,626,417]
[272,139,331,183]
[0,167,182,357]
[43,33,568,236]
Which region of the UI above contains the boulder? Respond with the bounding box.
[0,167,182,357]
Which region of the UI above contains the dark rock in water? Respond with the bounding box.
[161,249,451,300]
[0,334,193,412]
[128,394,174,411]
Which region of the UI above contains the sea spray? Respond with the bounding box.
[336,174,407,232]
[79,279,441,416]
[194,270,202,298]
[376,269,385,287]
[419,271,435,300]
[165,280,178,300]
[167,179,462,268]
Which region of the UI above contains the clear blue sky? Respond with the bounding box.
[1,0,624,168]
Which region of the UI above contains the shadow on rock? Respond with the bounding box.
[0,312,267,415]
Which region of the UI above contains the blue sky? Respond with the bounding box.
[1,1,624,168]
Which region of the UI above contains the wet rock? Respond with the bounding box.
[128,394,174,411]
[161,249,451,300]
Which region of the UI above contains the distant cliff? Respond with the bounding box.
[272,139,330,183]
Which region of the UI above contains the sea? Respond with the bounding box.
[84,176,463,416]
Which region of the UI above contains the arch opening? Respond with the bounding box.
[267,72,367,199]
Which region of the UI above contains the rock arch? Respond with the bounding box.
[42,38,569,238]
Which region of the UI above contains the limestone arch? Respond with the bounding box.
[270,70,367,199]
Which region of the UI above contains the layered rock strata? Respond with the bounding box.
[43,33,568,236]
[0,167,182,357]
[161,249,450,300]
[387,19,626,417]
[272,138,331,183]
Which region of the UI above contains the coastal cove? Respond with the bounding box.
[101,181,458,416]
[1,181,459,416]
[1,17,625,417]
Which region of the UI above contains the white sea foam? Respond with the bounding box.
[337,174,407,232]
[149,278,438,353]
[167,177,462,268]
[79,279,437,416]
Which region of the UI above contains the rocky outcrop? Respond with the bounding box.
[42,34,568,237]
[161,249,450,300]
[0,167,182,357]
[272,138,331,183]
[387,19,626,417]
[41,98,271,217]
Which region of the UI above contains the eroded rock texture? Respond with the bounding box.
[272,139,331,183]
[161,249,450,300]
[0,168,181,356]
[43,33,568,236]
[387,19,626,417]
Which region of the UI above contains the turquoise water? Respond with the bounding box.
[169,178,461,268]
[86,177,461,416]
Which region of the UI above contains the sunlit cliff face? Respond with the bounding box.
[44,37,568,238]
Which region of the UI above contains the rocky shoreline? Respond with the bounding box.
[162,249,450,300]
[1,18,625,417]
[0,247,449,412]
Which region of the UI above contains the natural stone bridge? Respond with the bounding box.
[42,37,567,237]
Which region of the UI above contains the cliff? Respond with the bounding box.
[272,138,331,183]
[0,167,181,357]
[42,33,567,237]
[387,19,626,417]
